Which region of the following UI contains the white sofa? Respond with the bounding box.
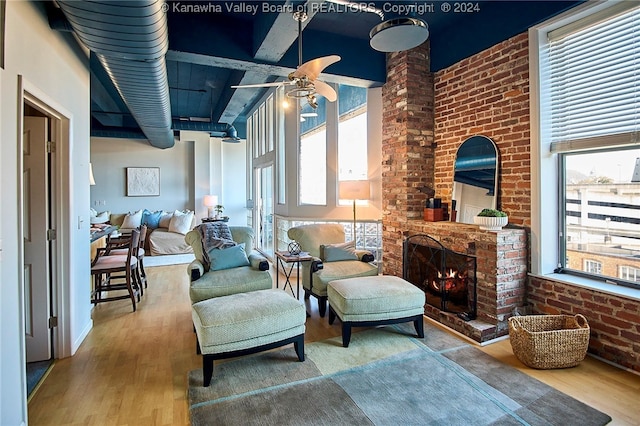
[105,209,197,256]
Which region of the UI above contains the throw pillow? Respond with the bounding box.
[207,243,250,271]
[321,240,358,262]
[168,210,194,235]
[90,210,110,224]
[141,209,162,229]
[121,209,143,229]
[158,210,173,228]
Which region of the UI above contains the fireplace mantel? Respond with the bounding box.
[392,221,528,343]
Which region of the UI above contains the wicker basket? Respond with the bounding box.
[508,314,590,369]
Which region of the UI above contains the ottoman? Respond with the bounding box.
[192,289,306,386]
[328,276,425,347]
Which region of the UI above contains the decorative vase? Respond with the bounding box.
[474,215,508,231]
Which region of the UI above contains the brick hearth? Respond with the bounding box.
[401,222,527,342]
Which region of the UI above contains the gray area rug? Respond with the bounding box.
[188,322,611,426]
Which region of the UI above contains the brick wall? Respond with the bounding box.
[381,41,435,276]
[381,33,640,369]
[529,276,640,372]
[433,33,531,227]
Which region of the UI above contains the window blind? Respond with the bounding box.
[547,4,639,149]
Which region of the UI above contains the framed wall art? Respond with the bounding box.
[126,167,160,196]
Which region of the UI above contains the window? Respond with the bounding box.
[337,85,368,204]
[620,266,640,283]
[583,260,602,275]
[299,127,327,205]
[299,97,327,205]
[539,3,640,289]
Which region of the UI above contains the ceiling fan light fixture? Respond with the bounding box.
[369,17,429,52]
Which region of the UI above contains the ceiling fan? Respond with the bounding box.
[231,11,340,109]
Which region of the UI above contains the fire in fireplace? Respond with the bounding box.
[403,234,477,321]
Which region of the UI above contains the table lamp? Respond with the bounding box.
[203,195,218,219]
[339,180,370,243]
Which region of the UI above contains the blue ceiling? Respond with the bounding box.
[71,0,583,141]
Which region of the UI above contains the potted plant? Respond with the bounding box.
[214,204,229,221]
[474,208,508,231]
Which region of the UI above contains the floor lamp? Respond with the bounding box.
[339,180,371,245]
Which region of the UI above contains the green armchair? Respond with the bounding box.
[287,223,378,317]
[185,226,272,303]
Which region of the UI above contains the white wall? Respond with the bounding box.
[90,137,194,213]
[1,2,91,424]
[222,140,249,226]
[92,133,248,226]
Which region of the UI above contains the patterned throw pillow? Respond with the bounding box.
[207,243,250,271]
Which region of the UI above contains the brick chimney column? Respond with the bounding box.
[381,41,435,275]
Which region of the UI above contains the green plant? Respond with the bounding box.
[476,208,507,217]
[214,204,225,216]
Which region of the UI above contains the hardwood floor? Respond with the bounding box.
[28,263,640,425]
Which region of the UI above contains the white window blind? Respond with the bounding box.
[548,4,639,150]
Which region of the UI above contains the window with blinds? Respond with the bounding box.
[547,3,639,153]
[542,3,640,289]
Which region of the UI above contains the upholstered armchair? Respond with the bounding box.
[287,223,378,317]
[185,225,272,303]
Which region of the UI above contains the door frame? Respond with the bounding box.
[18,75,73,362]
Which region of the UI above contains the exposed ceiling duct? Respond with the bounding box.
[171,120,240,142]
[56,0,175,149]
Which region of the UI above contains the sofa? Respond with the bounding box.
[92,209,196,256]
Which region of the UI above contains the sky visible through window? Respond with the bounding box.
[566,149,640,183]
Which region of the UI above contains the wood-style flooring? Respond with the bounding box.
[27,263,640,425]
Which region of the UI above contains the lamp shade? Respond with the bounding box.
[89,163,96,186]
[203,195,218,207]
[339,180,370,200]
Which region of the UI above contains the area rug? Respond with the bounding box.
[187,322,611,426]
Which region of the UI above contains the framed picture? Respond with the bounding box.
[126,167,160,196]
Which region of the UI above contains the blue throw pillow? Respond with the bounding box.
[141,209,162,229]
[208,243,250,271]
[321,241,358,262]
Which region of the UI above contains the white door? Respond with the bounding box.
[23,116,52,362]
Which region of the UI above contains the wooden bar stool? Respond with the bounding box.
[91,229,141,312]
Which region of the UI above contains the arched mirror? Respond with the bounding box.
[451,136,499,224]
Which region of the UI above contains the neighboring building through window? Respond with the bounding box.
[620,265,640,283]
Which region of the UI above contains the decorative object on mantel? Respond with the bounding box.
[474,208,508,230]
[423,208,444,222]
[424,197,445,222]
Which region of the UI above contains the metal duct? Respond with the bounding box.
[56,0,174,149]
[171,120,240,141]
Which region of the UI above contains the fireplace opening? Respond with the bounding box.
[403,234,477,321]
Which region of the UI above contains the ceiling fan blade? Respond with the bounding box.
[293,55,341,81]
[231,81,292,89]
[313,79,337,102]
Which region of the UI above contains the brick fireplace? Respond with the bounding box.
[380,37,530,343]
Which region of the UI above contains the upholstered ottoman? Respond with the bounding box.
[192,289,306,386]
[327,276,425,347]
